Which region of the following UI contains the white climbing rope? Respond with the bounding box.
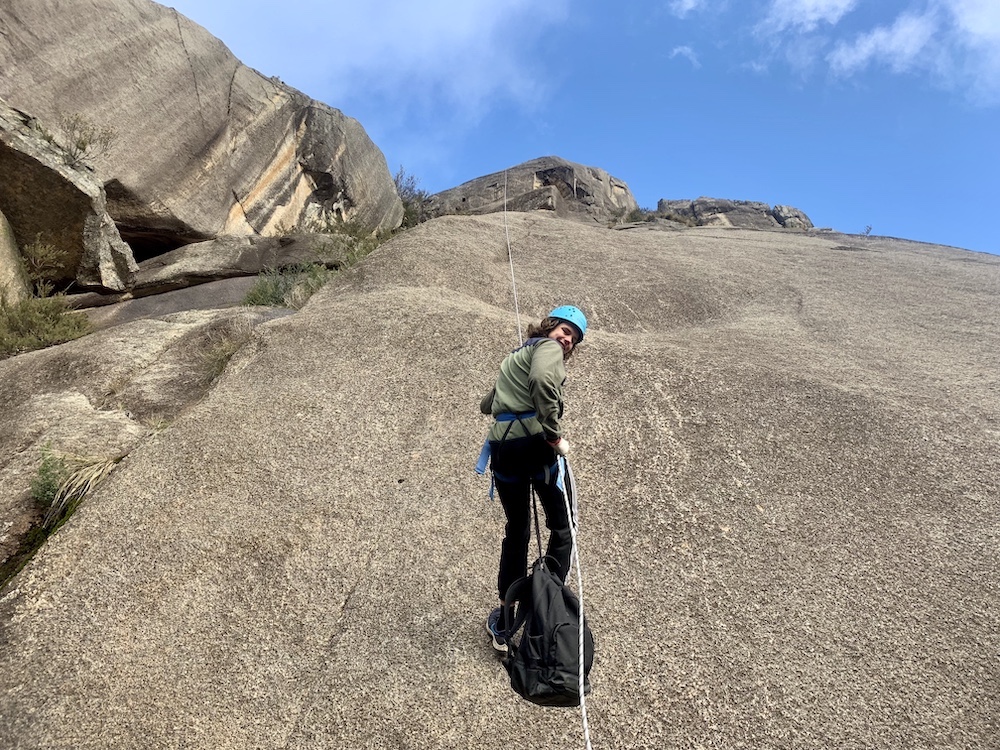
[501,172,592,748]
[559,457,593,750]
[503,169,524,344]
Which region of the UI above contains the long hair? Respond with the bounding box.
[526,317,576,360]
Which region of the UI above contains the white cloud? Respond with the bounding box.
[321,0,571,119]
[169,0,570,124]
[819,1,1000,103]
[670,46,702,68]
[667,0,707,17]
[763,0,858,33]
[943,0,1000,103]
[827,11,939,75]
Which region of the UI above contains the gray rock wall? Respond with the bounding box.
[0,214,996,749]
[0,0,403,254]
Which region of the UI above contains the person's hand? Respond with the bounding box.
[548,438,570,456]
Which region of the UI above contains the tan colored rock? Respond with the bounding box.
[426,156,638,224]
[0,208,30,303]
[0,0,403,254]
[0,100,137,292]
[0,214,996,749]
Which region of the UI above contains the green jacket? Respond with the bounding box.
[480,337,567,442]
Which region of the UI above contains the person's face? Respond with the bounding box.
[548,322,579,354]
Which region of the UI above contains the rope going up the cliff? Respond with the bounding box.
[502,169,524,345]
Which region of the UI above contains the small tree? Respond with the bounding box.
[21,235,72,297]
[58,113,116,168]
[394,166,430,229]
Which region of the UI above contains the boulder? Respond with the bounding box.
[0,100,137,292]
[658,197,814,230]
[0,208,30,303]
[0,0,403,256]
[81,278,259,331]
[425,156,638,224]
[130,233,355,297]
[773,204,814,229]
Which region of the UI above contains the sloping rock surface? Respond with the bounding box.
[426,156,638,224]
[0,307,289,580]
[0,216,997,749]
[0,100,137,292]
[0,0,402,255]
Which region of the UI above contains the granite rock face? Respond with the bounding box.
[0,214,996,749]
[425,156,639,224]
[0,100,138,292]
[0,0,403,257]
[658,197,814,230]
[0,306,287,585]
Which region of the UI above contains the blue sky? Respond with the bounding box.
[165,0,999,254]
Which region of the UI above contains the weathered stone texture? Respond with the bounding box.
[425,156,638,224]
[0,209,30,303]
[0,0,403,254]
[658,197,814,230]
[0,214,996,749]
[0,100,137,291]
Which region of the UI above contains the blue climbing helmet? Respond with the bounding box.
[548,305,587,342]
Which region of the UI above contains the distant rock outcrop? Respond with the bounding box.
[425,156,638,225]
[0,100,137,292]
[0,0,403,257]
[658,197,814,230]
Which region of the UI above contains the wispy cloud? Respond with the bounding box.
[762,0,858,33]
[750,0,1000,104]
[670,46,702,68]
[326,0,571,120]
[827,11,939,75]
[667,0,707,17]
[944,0,1000,103]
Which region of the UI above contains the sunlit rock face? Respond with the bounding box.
[0,0,403,257]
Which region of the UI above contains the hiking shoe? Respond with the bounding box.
[486,607,508,653]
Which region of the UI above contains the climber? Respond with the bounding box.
[479,305,587,652]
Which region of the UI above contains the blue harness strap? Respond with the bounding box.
[475,411,538,500]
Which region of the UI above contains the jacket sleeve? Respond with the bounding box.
[480,387,495,415]
[528,339,567,441]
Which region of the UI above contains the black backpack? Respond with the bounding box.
[502,556,595,707]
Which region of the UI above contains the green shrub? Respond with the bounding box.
[58,113,117,168]
[243,263,336,309]
[30,447,71,512]
[0,295,91,359]
[21,235,71,295]
[394,166,430,229]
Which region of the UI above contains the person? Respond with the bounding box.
[479,305,587,652]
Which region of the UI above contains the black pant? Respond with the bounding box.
[491,435,573,605]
